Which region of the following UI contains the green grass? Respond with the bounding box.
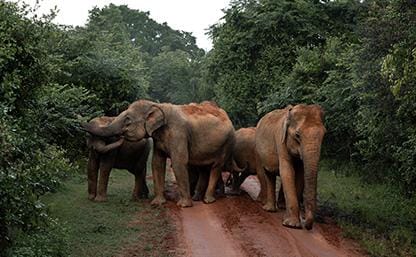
[318,159,416,257]
[42,171,174,257]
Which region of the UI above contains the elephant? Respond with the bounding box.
[189,165,226,201]
[81,100,236,207]
[255,104,326,230]
[86,116,151,202]
[227,127,258,195]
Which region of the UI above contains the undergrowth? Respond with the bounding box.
[318,159,416,257]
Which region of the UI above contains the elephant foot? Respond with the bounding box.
[283,216,302,229]
[94,195,107,202]
[262,202,277,212]
[304,212,314,230]
[151,196,167,206]
[203,195,216,204]
[256,194,267,205]
[88,194,96,201]
[192,192,204,201]
[177,198,193,208]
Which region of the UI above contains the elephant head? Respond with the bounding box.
[82,100,166,142]
[281,104,326,229]
[86,117,124,154]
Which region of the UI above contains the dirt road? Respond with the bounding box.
[167,175,365,257]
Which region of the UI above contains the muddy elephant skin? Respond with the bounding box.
[256,104,326,230]
[86,116,151,202]
[82,100,236,207]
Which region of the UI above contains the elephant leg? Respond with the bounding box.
[142,175,149,198]
[294,159,305,208]
[279,158,301,229]
[171,161,193,208]
[216,174,225,196]
[131,154,149,201]
[131,169,148,201]
[188,166,198,198]
[132,173,140,201]
[193,167,209,201]
[150,150,167,206]
[87,151,99,200]
[95,159,114,202]
[262,170,277,212]
[204,165,222,204]
[256,164,267,204]
[277,183,286,209]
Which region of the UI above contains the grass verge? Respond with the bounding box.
[42,171,175,257]
[318,159,416,257]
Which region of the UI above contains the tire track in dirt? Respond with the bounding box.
[167,175,366,257]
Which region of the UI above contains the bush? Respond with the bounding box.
[0,146,74,255]
[0,113,73,256]
[6,219,69,257]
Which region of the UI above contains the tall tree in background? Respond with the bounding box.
[207,0,416,195]
[85,4,210,104]
[207,0,329,126]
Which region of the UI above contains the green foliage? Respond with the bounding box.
[208,0,416,195]
[149,49,211,104]
[0,1,206,255]
[88,4,204,58]
[208,0,331,125]
[41,172,174,257]
[319,160,416,256]
[55,26,149,115]
[6,218,69,257]
[85,4,210,105]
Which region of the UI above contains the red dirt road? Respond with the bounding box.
[167,176,366,257]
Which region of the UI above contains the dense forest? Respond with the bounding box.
[0,0,415,256]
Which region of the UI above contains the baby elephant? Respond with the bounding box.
[86,116,151,202]
[227,127,258,195]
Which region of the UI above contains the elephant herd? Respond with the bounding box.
[82,100,326,230]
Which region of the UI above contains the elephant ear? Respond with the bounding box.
[281,105,293,144]
[145,105,165,136]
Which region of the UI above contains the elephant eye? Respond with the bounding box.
[295,131,301,140]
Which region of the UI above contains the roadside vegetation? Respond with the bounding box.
[42,171,173,257]
[1,0,415,256]
[319,160,416,257]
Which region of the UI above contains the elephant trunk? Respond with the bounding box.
[81,119,123,138]
[93,138,124,154]
[302,135,323,230]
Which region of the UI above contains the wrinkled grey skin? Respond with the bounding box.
[81,100,236,207]
[256,104,326,230]
[87,116,151,202]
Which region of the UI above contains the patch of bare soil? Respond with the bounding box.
[116,202,177,257]
[168,175,367,257]
[119,168,366,257]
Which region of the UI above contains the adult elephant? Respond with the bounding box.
[82,100,235,207]
[256,104,326,230]
[86,116,151,202]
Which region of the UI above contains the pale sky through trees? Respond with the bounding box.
[10,0,230,50]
